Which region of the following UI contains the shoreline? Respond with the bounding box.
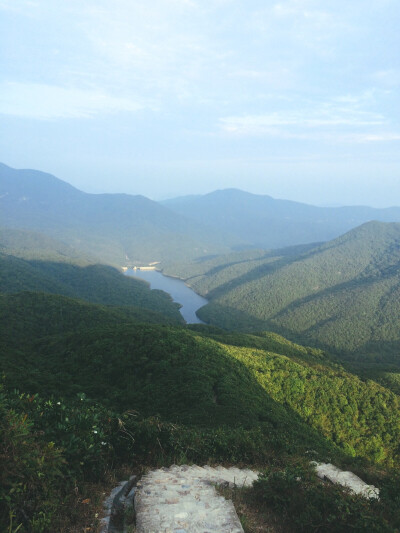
[124,267,208,325]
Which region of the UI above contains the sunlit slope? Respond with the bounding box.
[0,253,184,322]
[164,188,400,249]
[1,306,400,466]
[0,163,229,264]
[172,222,400,360]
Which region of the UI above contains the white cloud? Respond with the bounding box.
[0,0,41,18]
[0,0,38,10]
[373,70,400,88]
[345,133,400,143]
[219,104,385,137]
[0,82,145,120]
[68,0,226,102]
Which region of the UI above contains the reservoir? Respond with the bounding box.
[125,269,208,324]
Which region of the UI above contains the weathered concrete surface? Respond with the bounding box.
[100,480,127,533]
[134,464,259,533]
[100,476,137,533]
[313,462,380,499]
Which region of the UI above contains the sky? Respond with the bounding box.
[1,0,399,206]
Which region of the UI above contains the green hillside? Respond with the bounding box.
[2,292,400,467]
[164,222,400,362]
[0,253,184,322]
[0,227,96,264]
[0,163,229,264]
[3,167,400,532]
[3,257,400,531]
[0,291,181,344]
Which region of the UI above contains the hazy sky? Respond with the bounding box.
[1,0,399,206]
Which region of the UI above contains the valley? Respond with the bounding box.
[162,222,400,364]
[2,163,400,532]
[3,3,399,529]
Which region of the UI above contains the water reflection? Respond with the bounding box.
[125,269,208,324]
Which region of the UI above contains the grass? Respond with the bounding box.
[217,483,289,533]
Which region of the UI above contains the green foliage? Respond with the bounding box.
[3,378,399,532]
[1,299,400,530]
[0,323,337,458]
[222,341,400,467]
[0,254,184,323]
[2,302,400,467]
[0,227,95,265]
[0,292,180,357]
[253,463,399,532]
[0,387,65,532]
[167,221,400,363]
[0,386,139,532]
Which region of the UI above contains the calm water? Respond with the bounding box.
[126,269,208,324]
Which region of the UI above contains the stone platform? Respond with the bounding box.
[134,464,259,533]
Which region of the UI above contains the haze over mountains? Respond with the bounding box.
[3,163,400,267]
[0,163,228,265]
[164,188,400,249]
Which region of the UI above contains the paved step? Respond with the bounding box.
[134,465,259,533]
[312,462,380,499]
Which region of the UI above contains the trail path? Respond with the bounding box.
[101,462,379,532]
[134,464,259,533]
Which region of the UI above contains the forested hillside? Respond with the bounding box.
[5,305,400,531]
[3,163,400,532]
[164,188,400,249]
[0,227,96,264]
[3,225,400,532]
[163,221,400,363]
[0,253,184,322]
[2,294,400,467]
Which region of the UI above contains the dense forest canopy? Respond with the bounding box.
[164,221,400,366]
[2,291,400,468]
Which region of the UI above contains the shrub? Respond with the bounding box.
[0,388,64,532]
[253,463,394,532]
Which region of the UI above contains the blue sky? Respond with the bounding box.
[1,0,399,206]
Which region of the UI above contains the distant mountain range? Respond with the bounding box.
[164,188,400,249]
[4,164,400,359]
[0,163,229,265]
[3,163,400,266]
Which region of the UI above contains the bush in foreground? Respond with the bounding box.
[253,463,400,532]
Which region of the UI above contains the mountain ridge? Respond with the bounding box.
[0,163,231,264]
[163,187,400,249]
